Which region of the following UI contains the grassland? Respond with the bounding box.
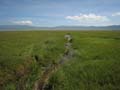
[0,31,120,90]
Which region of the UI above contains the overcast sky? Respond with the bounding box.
[0,0,120,26]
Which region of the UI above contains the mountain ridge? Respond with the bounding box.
[0,25,120,31]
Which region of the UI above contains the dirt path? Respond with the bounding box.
[33,44,74,90]
[34,63,59,90]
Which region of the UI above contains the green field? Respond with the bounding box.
[0,31,120,90]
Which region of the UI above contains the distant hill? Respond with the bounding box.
[0,25,120,31]
[53,25,120,30]
[0,25,36,31]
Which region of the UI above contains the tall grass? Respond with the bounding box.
[0,31,120,90]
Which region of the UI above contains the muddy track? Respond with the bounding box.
[34,63,59,90]
[33,48,74,90]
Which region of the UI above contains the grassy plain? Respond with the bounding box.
[0,31,120,90]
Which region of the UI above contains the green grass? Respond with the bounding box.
[0,31,120,90]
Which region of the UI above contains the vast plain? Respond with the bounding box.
[0,31,120,90]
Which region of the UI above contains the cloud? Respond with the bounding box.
[13,20,33,25]
[112,12,120,16]
[66,13,109,22]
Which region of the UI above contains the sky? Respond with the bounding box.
[0,0,120,26]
